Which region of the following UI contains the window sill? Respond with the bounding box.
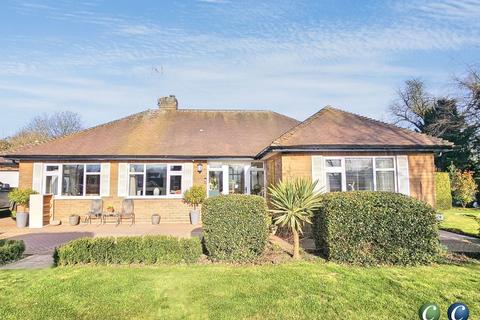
[126,195,183,200]
[53,195,102,200]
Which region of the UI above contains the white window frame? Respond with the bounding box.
[250,161,266,197]
[373,157,397,192]
[206,161,266,197]
[324,156,397,192]
[324,157,346,192]
[43,163,102,199]
[127,163,184,199]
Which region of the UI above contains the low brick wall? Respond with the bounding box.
[53,198,193,224]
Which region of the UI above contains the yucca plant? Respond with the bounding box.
[268,178,323,259]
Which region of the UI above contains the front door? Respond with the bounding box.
[208,168,224,197]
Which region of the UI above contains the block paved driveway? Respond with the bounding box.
[0,213,202,269]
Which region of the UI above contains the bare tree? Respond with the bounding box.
[389,79,434,132]
[2,111,84,152]
[456,67,480,126]
[25,111,84,138]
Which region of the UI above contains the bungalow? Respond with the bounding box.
[4,96,452,224]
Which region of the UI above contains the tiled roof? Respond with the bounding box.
[7,108,300,158]
[5,105,452,160]
[271,107,452,149]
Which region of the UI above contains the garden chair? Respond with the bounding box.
[118,199,135,225]
[86,199,103,224]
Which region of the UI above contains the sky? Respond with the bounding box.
[0,0,479,138]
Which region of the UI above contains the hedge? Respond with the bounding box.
[0,239,25,265]
[435,172,452,210]
[312,192,441,266]
[54,235,202,266]
[202,194,269,262]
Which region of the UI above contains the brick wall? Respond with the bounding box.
[408,153,435,207]
[18,160,207,224]
[265,151,437,207]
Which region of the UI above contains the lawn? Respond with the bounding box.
[440,207,480,237]
[0,262,479,319]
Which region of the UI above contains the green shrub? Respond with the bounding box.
[183,185,207,210]
[450,169,478,208]
[0,239,25,265]
[54,235,202,266]
[202,194,269,262]
[312,192,441,266]
[8,188,38,208]
[435,172,452,210]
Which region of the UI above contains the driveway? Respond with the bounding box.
[439,230,480,253]
[0,215,202,269]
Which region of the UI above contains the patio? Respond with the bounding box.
[1,212,201,242]
[0,210,202,269]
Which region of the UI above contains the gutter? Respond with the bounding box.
[3,155,256,161]
[255,144,453,159]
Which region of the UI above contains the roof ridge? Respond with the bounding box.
[176,108,274,113]
[324,106,453,146]
[271,106,331,146]
[6,109,154,155]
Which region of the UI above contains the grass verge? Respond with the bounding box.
[440,208,480,238]
[0,261,479,319]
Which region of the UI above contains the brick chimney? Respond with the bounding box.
[158,95,178,111]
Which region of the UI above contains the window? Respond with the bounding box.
[43,164,101,197]
[61,164,101,196]
[250,162,265,196]
[44,165,59,195]
[207,162,266,197]
[229,165,245,194]
[85,165,100,195]
[324,157,396,193]
[327,173,342,192]
[346,158,374,191]
[169,165,182,195]
[128,164,183,197]
[375,158,395,192]
[325,158,343,192]
[208,170,223,196]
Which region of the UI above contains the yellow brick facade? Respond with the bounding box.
[265,151,436,207]
[17,152,437,224]
[18,160,207,224]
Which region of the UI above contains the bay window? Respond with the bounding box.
[128,164,183,197]
[324,157,396,193]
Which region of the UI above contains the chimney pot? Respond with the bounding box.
[158,95,178,110]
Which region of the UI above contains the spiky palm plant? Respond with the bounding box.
[268,178,323,259]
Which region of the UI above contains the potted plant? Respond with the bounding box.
[8,188,38,228]
[183,185,206,225]
[106,205,115,213]
[69,214,80,225]
[151,214,160,225]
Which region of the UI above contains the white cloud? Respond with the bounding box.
[0,0,478,136]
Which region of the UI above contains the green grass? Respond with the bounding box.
[1,262,479,319]
[440,207,480,237]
